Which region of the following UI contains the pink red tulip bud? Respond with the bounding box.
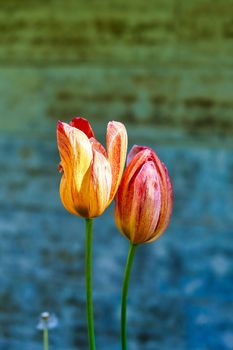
[115,145,173,244]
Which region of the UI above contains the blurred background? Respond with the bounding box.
[0,0,233,349]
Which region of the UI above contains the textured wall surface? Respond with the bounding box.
[0,134,233,350]
[0,1,233,349]
[0,0,232,132]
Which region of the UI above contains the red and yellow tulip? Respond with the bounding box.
[57,117,128,218]
[115,145,173,244]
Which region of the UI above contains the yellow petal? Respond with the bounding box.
[106,121,128,203]
[57,121,93,216]
[78,149,112,218]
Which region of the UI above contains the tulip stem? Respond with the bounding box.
[85,218,96,350]
[121,242,137,350]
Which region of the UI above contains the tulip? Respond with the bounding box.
[115,145,173,350]
[57,116,128,218]
[57,116,127,350]
[115,145,173,244]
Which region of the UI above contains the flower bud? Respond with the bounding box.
[37,312,58,330]
[115,145,173,244]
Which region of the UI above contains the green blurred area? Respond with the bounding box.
[0,0,232,135]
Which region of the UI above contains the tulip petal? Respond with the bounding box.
[116,161,161,244]
[78,149,112,218]
[115,149,147,238]
[132,161,161,243]
[59,174,77,215]
[147,159,173,243]
[70,117,95,139]
[90,137,107,158]
[57,121,93,216]
[118,147,154,203]
[106,121,128,203]
[126,145,147,165]
[126,145,173,242]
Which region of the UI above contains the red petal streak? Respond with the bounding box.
[120,148,154,202]
[57,121,73,170]
[107,121,127,203]
[147,159,173,242]
[129,161,161,243]
[115,149,150,241]
[57,120,67,135]
[70,117,95,139]
[89,137,107,158]
[115,158,161,244]
[127,145,148,166]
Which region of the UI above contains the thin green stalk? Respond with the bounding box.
[85,218,96,350]
[121,242,137,350]
[43,328,49,350]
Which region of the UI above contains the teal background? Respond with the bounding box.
[0,0,233,133]
[0,1,233,349]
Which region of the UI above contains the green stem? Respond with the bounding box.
[43,328,49,350]
[121,242,137,350]
[85,218,96,350]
